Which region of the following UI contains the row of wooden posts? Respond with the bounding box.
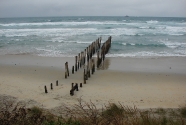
[44,80,83,95]
[65,37,102,79]
[65,36,112,78]
[44,80,58,93]
[44,36,112,95]
[69,36,112,96]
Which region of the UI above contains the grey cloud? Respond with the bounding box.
[0,0,186,17]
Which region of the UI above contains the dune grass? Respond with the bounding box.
[0,98,186,125]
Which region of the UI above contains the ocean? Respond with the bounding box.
[0,16,186,58]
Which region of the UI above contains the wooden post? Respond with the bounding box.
[44,86,48,93]
[71,83,74,89]
[92,59,95,74]
[87,47,89,62]
[84,49,86,65]
[80,83,82,87]
[76,83,79,91]
[70,89,74,96]
[103,45,105,61]
[80,52,82,68]
[87,62,91,78]
[51,83,53,90]
[65,62,67,79]
[75,56,77,72]
[84,69,86,84]
[67,62,69,76]
[81,52,83,67]
[97,51,99,68]
[72,66,74,74]
[77,62,79,70]
[56,80,58,86]
[78,53,80,69]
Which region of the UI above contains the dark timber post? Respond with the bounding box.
[84,69,86,84]
[44,86,48,93]
[71,83,74,89]
[67,62,69,76]
[75,56,77,72]
[51,83,53,90]
[76,83,79,91]
[56,80,58,86]
[65,62,67,79]
[70,89,74,96]
[72,66,74,74]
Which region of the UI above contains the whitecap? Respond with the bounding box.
[169,34,184,36]
[146,20,158,24]
[158,39,186,49]
[122,43,127,45]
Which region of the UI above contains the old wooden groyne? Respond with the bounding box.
[44,36,112,95]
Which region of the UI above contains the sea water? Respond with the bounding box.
[0,16,186,57]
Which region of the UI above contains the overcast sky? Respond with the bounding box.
[0,0,186,18]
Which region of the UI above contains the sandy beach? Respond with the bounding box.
[0,55,186,109]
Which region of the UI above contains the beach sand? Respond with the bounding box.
[0,55,186,109]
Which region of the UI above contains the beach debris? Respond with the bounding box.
[44,86,48,93]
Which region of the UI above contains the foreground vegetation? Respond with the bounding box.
[0,98,186,125]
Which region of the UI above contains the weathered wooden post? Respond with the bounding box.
[80,52,82,68]
[98,37,101,49]
[84,49,86,65]
[81,51,83,67]
[70,89,74,96]
[80,83,82,87]
[67,62,69,76]
[71,83,74,89]
[92,58,95,74]
[88,61,91,78]
[84,69,86,84]
[86,65,89,80]
[51,83,53,90]
[87,47,89,62]
[56,80,58,86]
[97,50,103,68]
[72,66,74,74]
[101,44,105,61]
[75,56,77,72]
[44,86,48,93]
[78,53,80,69]
[65,62,67,79]
[75,83,79,91]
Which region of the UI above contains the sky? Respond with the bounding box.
[0,0,186,18]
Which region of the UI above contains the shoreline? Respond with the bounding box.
[0,55,186,109]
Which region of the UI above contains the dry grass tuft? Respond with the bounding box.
[0,96,186,125]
